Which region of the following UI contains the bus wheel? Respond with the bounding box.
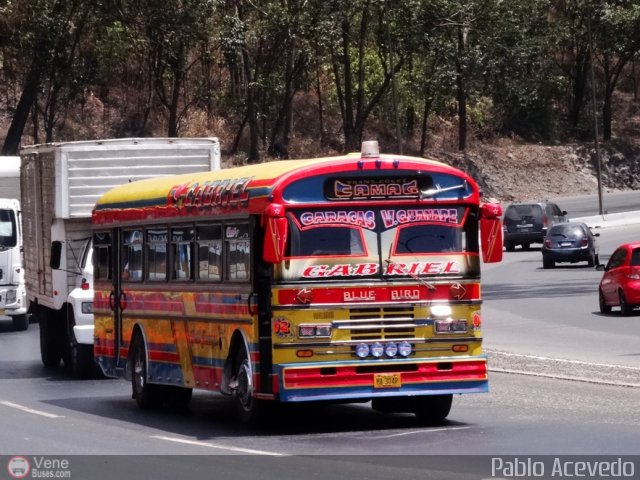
[234,347,263,425]
[131,334,162,408]
[164,386,193,409]
[412,394,453,424]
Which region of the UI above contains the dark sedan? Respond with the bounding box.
[541,222,600,269]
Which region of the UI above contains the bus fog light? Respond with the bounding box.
[398,341,412,357]
[384,342,398,357]
[370,342,384,358]
[355,343,370,358]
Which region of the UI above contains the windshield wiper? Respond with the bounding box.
[384,258,436,291]
[420,182,467,199]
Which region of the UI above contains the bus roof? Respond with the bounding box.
[93,153,480,225]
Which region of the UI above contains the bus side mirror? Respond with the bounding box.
[263,205,288,264]
[480,203,503,263]
[50,241,62,269]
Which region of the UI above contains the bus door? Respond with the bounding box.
[252,216,273,394]
[92,229,124,376]
[116,229,143,372]
[110,228,124,371]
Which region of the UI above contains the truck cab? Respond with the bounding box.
[67,239,97,378]
[0,198,28,331]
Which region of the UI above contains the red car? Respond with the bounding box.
[598,242,640,315]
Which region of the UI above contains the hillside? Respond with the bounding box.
[432,140,640,203]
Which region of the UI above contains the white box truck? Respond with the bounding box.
[0,156,28,330]
[20,138,221,377]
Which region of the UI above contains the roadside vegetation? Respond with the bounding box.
[0,0,639,197]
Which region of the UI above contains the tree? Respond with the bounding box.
[110,0,216,137]
[1,0,91,154]
[592,1,640,140]
[309,0,404,152]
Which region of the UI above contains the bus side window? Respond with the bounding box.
[146,228,168,281]
[122,230,143,282]
[171,227,194,281]
[225,224,250,281]
[197,224,222,282]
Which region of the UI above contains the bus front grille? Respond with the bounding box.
[333,307,417,340]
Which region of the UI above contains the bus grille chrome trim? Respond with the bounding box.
[332,307,418,340]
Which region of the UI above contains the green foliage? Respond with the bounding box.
[1,0,639,153]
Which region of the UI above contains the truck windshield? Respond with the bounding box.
[278,206,479,282]
[0,209,17,248]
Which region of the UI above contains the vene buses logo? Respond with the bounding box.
[7,456,30,479]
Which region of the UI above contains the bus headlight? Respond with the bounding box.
[434,319,468,334]
[298,324,332,338]
[431,305,452,317]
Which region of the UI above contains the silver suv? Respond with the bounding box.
[503,201,567,251]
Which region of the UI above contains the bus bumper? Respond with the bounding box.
[275,356,488,402]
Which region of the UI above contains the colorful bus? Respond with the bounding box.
[92,141,503,424]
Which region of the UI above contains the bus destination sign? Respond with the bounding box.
[324,175,431,201]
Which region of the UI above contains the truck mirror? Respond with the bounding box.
[50,241,62,269]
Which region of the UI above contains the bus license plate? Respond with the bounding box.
[374,373,401,388]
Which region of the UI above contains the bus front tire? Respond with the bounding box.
[234,346,264,425]
[412,394,453,424]
[131,334,162,408]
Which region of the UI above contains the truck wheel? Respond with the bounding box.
[12,314,29,332]
[71,342,96,379]
[131,333,162,408]
[38,311,62,368]
[413,394,453,424]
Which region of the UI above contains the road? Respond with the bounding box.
[552,190,639,218]
[0,325,639,457]
[483,221,640,373]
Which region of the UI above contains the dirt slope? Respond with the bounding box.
[431,140,640,202]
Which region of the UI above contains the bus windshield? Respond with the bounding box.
[279,206,479,282]
[0,209,17,248]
